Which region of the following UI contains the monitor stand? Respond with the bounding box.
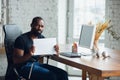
[78,47,94,56]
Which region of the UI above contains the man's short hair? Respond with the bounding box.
[31,16,43,27]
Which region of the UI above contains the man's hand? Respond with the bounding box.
[54,44,59,55]
[29,46,35,56]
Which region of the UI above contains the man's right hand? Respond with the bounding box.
[29,46,35,56]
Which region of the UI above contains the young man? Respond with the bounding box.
[13,16,68,80]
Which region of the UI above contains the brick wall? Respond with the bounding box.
[105,0,120,50]
[8,0,58,38]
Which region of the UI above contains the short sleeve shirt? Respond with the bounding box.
[14,31,45,61]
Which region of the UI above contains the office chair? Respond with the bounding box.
[3,24,25,80]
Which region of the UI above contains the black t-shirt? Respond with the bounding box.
[14,31,45,65]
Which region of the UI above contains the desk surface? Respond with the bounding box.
[50,45,120,79]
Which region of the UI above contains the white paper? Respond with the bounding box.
[33,38,56,55]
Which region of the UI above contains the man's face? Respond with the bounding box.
[32,20,44,36]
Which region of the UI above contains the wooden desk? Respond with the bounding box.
[50,45,120,80]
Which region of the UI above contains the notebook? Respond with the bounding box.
[33,38,56,55]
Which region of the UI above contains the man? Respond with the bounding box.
[13,16,68,80]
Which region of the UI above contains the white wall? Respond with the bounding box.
[105,0,120,50]
[7,0,58,38]
[58,0,67,44]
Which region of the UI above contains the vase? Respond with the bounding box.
[93,39,99,53]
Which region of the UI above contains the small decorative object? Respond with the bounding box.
[72,42,78,53]
[102,51,110,58]
[102,51,107,58]
[96,51,100,58]
[93,20,111,52]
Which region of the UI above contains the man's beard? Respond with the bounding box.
[31,30,42,37]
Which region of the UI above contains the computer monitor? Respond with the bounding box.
[79,24,96,50]
[60,24,96,57]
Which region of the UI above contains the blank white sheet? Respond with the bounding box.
[33,38,56,55]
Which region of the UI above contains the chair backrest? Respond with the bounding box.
[3,24,22,65]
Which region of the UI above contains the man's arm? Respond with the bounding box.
[13,46,35,64]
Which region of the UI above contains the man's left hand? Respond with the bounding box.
[54,44,59,55]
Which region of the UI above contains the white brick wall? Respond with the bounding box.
[105,0,120,50]
[8,0,58,38]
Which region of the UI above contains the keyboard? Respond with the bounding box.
[60,52,81,58]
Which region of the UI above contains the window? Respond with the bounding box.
[73,0,105,39]
[67,0,105,43]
